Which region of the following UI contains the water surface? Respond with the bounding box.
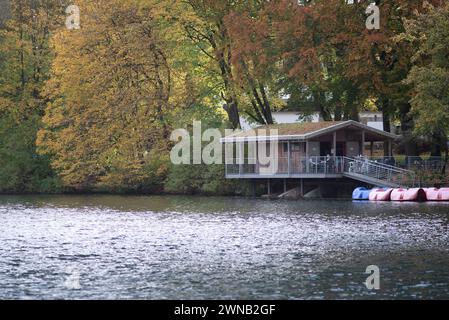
[0,195,448,299]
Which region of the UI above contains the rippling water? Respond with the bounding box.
[0,195,448,299]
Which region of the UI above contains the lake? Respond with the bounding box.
[0,195,448,299]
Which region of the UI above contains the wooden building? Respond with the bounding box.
[221,121,415,191]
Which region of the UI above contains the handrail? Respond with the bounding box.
[225,156,416,187]
[341,156,416,187]
[341,157,415,174]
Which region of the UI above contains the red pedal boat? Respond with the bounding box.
[425,188,449,201]
[369,188,393,201]
[391,188,427,202]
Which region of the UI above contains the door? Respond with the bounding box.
[336,142,345,156]
[320,142,332,156]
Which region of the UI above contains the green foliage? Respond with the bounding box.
[0,114,61,193]
[164,104,249,195]
[0,0,65,193]
[37,0,172,191]
[403,3,449,137]
[165,163,250,196]
[416,169,449,188]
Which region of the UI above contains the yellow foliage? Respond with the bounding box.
[37,0,171,190]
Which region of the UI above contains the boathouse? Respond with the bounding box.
[221,121,416,196]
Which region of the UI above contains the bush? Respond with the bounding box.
[164,163,251,196]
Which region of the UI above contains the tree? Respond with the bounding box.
[338,0,446,155]
[270,0,445,156]
[402,2,449,162]
[0,0,66,193]
[223,1,279,125]
[37,0,171,191]
[176,0,243,129]
[263,0,369,121]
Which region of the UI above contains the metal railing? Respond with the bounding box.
[342,156,416,187]
[225,156,345,176]
[225,156,416,187]
[366,156,447,172]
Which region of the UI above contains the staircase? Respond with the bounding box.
[341,157,416,188]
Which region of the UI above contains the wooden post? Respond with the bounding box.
[255,139,259,174]
[238,142,244,175]
[361,130,365,156]
[370,141,374,157]
[267,179,271,196]
[333,131,337,157]
[287,140,291,175]
[300,178,304,197]
[305,140,309,173]
[388,139,393,157]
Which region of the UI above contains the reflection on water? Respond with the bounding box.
[0,195,448,299]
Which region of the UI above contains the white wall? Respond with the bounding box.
[240,112,320,130]
[240,111,384,130]
[367,121,384,131]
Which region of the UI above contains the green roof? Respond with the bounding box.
[221,120,399,142]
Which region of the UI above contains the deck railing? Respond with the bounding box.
[365,156,447,172]
[226,156,416,187]
[225,156,346,176]
[341,157,416,187]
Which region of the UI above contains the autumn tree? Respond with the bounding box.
[401,2,449,161]
[267,0,446,156]
[0,0,67,192]
[335,0,446,155]
[37,0,171,191]
[172,0,242,128]
[224,1,279,125]
[260,0,369,121]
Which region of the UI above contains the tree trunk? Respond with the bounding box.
[378,96,392,155]
[443,148,448,175]
[223,100,241,129]
[430,130,447,157]
[350,106,359,122]
[399,103,419,157]
[314,91,331,121]
[334,102,342,121]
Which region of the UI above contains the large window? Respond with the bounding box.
[291,142,303,152]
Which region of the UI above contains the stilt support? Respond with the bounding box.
[250,180,256,197]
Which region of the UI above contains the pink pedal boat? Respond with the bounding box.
[369,188,393,201]
[425,188,449,201]
[391,188,427,202]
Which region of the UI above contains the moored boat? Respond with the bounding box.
[352,187,372,200]
[391,188,427,202]
[369,188,393,201]
[425,188,449,201]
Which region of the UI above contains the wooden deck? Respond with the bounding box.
[226,156,416,188]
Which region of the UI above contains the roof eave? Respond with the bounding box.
[220,135,306,143]
[220,120,400,142]
[305,120,399,140]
